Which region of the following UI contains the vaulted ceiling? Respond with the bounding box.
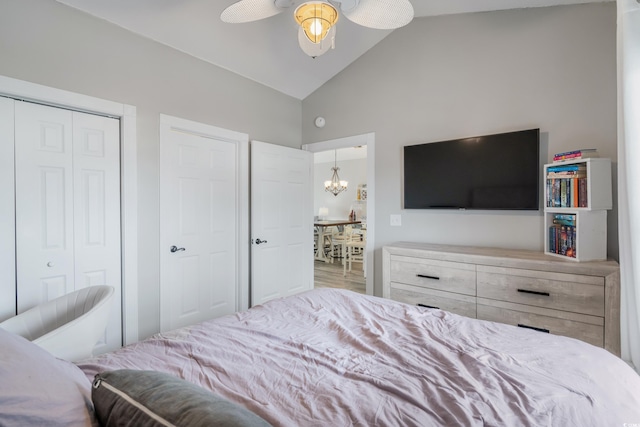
[56,0,611,100]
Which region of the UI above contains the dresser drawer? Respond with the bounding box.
[477,265,604,317]
[389,255,476,296]
[477,298,604,348]
[391,283,477,318]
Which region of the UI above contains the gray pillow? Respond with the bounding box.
[91,370,272,427]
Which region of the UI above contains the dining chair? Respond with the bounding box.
[322,228,334,259]
[330,225,355,264]
[343,229,366,276]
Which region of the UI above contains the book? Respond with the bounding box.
[553,149,599,162]
[578,178,587,207]
[553,213,576,221]
[567,178,574,207]
[566,225,575,258]
[553,152,599,162]
[549,225,563,254]
[554,148,597,156]
[560,226,568,255]
[549,226,558,254]
[552,179,561,207]
[547,164,586,172]
[547,171,586,178]
[553,219,575,226]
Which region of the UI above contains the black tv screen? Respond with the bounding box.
[403,129,540,210]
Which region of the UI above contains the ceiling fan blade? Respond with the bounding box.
[341,0,414,30]
[221,0,286,24]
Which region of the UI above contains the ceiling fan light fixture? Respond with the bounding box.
[294,2,339,44]
[221,0,414,58]
[298,25,335,58]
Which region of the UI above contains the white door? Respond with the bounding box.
[15,101,74,310]
[72,111,122,354]
[14,100,122,353]
[0,96,15,321]
[160,116,249,332]
[251,141,313,306]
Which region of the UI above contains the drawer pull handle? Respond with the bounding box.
[517,289,550,297]
[417,303,440,310]
[417,274,440,280]
[517,324,550,333]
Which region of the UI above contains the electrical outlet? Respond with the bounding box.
[390,214,402,227]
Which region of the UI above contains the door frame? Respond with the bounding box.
[302,133,375,296]
[159,114,249,324]
[0,97,15,321]
[0,74,139,344]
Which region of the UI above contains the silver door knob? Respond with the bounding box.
[170,246,186,253]
[47,261,55,267]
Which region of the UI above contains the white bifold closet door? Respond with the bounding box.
[14,100,122,354]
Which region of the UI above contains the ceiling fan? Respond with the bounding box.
[220,0,414,58]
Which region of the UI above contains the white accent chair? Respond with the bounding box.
[0,286,114,362]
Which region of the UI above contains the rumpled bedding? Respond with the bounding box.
[77,288,640,426]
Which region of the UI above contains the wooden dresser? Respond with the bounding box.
[382,242,621,356]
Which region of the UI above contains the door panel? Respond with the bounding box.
[15,101,75,311]
[42,167,68,249]
[72,110,122,353]
[251,141,313,306]
[41,276,68,302]
[160,121,244,332]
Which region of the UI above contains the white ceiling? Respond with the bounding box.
[55,0,610,100]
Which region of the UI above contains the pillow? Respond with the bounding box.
[0,328,97,427]
[92,370,272,427]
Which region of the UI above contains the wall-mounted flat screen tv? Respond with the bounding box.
[404,129,540,210]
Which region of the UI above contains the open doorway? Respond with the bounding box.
[313,147,367,294]
[302,133,375,296]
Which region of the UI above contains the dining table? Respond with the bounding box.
[314,219,361,263]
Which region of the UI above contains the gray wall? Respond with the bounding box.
[302,4,618,295]
[0,0,302,339]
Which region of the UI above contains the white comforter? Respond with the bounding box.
[78,289,640,426]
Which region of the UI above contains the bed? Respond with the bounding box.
[2,288,640,426]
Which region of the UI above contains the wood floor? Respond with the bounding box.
[313,256,366,294]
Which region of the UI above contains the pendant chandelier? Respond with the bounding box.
[324,150,348,196]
